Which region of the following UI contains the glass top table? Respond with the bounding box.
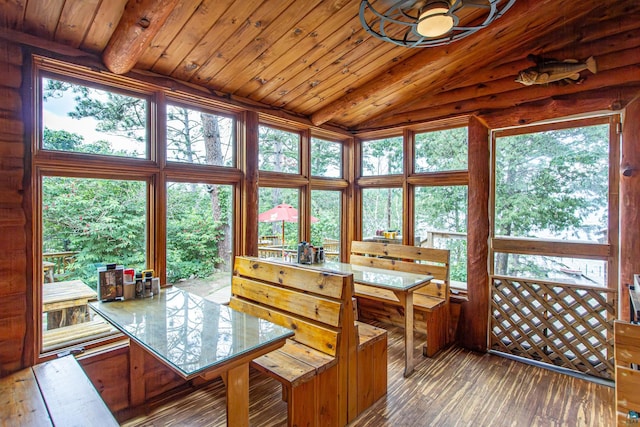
[90,287,293,426]
[266,258,433,376]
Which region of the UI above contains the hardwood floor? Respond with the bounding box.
[122,323,614,426]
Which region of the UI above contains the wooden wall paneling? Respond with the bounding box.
[78,345,131,412]
[620,97,640,321]
[0,38,26,376]
[460,116,490,351]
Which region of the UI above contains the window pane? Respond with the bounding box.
[362,137,403,176]
[258,188,300,259]
[166,105,235,167]
[494,252,607,287]
[42,176,146,350]
[259,126,300,173]
[166,182,233,300]
[495,124,609,242]
[311,138,342,178]
[415,127,468,172]
[311,190,341,260]
[414,186,468,287]
[361,188,403,238]
[41,77,147,158]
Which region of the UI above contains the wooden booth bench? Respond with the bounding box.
[0,355,117,426]
[231,256,387,426]
[351,240,451,357]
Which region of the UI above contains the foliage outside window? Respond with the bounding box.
[414,186,468,286]
[166,104,235,167]
[258,125,300,173]
[42,177,147,284]
[495,125,608,242]
[362,136,403,176]
[414,127,468,172]
[41,77,148,158]
[311,137,342,178]
[166,182,233,298]
[41,176,145,350]
[493,124,610,286]
[361,188,403,237]
[311,190,341,259]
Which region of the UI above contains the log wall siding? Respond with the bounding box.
[0,39,27,376]
[620,98,640,321]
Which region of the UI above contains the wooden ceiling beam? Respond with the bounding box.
[366,42,640,128]
[353,64,640,131]
[480,85,640,129]
[102,0,179,75]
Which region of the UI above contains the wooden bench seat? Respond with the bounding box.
[0,355,117,426]
[351,241,451,357]
[42,318,116,349]
[355,321,387,413]
[231,256,356,427]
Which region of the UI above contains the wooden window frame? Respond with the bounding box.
[30,58,243,361]
[489,115,621,290]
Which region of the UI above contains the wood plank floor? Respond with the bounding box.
[122,322,614,426]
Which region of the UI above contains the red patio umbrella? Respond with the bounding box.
[258,203,318,251]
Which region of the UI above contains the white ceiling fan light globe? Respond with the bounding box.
[416,5,454,38]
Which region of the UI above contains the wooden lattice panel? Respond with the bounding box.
[491,275,617,379]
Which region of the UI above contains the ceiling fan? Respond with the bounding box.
[359,0,516,48]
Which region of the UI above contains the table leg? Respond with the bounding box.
[404,292,414,377]
[225,363,250,427]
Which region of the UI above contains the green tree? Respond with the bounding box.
[494,124,609,276]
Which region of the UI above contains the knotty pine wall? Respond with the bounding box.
[0,39,29,375]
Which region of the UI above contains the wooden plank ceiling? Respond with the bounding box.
[1,0,640,131]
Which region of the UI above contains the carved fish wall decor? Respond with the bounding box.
[515,55,597,86]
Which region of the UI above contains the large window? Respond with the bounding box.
[414,186,468,286]
[362,136,403,176]
[166,182,233,298]
[414,127,467,172]
[35,64,239,354]
[41,76,148,158]
[311,190,342,260]
[412,126,469,288]
[492,120,614,287]
[361,188,403,238]
[258,187,300,260]
[258,125,300,173]
[311,137,342,178]
[166,104,235,167]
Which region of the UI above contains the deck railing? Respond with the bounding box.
[43,251,78,281]
[490,275,617,379]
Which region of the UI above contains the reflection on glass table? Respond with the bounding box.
[90,287,293,426]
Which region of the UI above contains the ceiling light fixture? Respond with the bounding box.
[359,0,516,48]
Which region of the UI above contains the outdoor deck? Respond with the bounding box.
[121,322,614,426]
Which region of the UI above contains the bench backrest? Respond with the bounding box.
[231,256,353,357]
[350,241,450,301]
